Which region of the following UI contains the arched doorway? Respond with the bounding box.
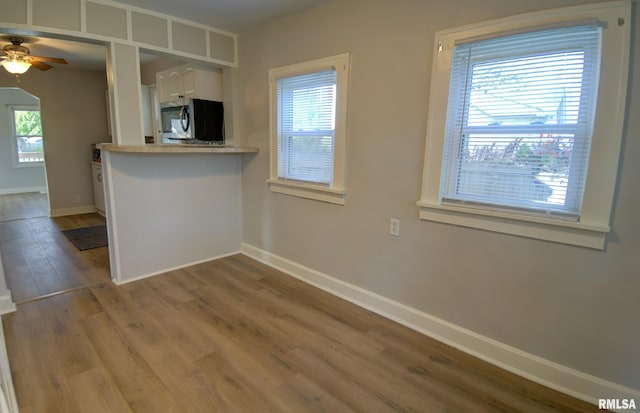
[0,87,48,221]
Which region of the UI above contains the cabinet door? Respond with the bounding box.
[182,66,197,99]
[156,72,169,103]
[167,70,183,103]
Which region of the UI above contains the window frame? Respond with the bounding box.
[10,105,45,168]
[268,53,350,205]
[417,1,632,249]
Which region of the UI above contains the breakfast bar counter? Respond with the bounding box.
[100,143,251,284]
[100,143,259,154]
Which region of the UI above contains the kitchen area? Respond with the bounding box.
[94,49,258,285]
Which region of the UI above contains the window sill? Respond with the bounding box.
[417,201,609,249]
[14,162,44,169]
[268,179,346,205]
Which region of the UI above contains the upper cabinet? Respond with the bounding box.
[157,64,223,105]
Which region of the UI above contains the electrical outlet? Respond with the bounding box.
[389,218,400,236]
[74,195,81,204]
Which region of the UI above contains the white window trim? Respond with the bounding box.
[9,105,45,169]
[268,53,350,205]
[418,0,632,249]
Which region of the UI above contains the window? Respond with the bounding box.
[268,53,350,204]
[418,2,631,249]
[11,106,44,166]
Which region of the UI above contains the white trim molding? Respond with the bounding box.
[49,205,97,217]
[0,291,16,315]
[111,250,240,285]
[0,187,47,196]
[417,0,632,250]
[267,179,346,205]
[0,322,18,413]
[241,243,640,409]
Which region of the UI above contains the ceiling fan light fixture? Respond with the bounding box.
[2,59,31,74]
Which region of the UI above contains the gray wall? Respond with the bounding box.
[0,68,109,213]
[237,0,640,391]
[0,88,46,193]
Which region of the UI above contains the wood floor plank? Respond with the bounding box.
[69,368,133,413]
[1,248,607,412]
[0,193,48,222]
[0,211,110,304]
[80,311,185,413]
[5,307,80,412]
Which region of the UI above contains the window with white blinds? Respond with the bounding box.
[418,1,632,249]
[441,24,602,218]
[277,69,336,185]
[269,53,350,204]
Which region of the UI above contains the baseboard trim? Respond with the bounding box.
[0,291,15,315]
[0,186,47,195]
[240,243,640,410]
[112,250,242,285]
[49,206,97,217]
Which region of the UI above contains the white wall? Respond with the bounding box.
[104,152,243,283]
[237,0,640,395]
[0,88,46,193]
[0,68,109,214]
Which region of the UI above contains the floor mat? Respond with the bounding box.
[61,225,108,250]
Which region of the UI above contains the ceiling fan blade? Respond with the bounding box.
[30,61,53,71]
[29,56,67,64]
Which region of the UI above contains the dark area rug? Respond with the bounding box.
[61,225,108,250]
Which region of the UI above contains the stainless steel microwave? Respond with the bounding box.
[160,99,224,144]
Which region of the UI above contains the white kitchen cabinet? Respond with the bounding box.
[156,64,223,105]
[156,71,168,103]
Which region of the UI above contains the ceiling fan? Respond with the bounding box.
[0,37,68,75]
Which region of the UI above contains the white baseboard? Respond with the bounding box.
[49,205,97,217]
[0,186,47,195]
[241,243,640,411]
[112,250,241,285]
[0,291,15,315]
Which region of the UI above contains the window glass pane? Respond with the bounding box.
[14,110,43,135]
[459,133,574,208]
[13,109,44,163]
[468,52,585,126]
[277,69,337,184]
[279,135,334,184]
[442,24,600,216]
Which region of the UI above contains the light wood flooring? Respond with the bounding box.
[2,253,605,412]
[0,192,49,222]
[0,212,109,304]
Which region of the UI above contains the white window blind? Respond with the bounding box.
[277,69,337,185]
[441,24,602,218]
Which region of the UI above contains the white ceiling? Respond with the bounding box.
[1,0,328,73]
[0,35,108,72]
[111,0,329,33]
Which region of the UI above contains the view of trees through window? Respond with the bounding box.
[454,49,589,209]
[13,109,44,164]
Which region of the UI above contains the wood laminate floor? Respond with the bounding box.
[0,212,109,304]
[0,192,49,222]
[2,253,604,412]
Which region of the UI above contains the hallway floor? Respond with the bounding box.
[0,212,109,304]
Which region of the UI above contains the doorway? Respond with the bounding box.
[0,87,49,222]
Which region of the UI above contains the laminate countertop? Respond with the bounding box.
[99,143,258,154]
